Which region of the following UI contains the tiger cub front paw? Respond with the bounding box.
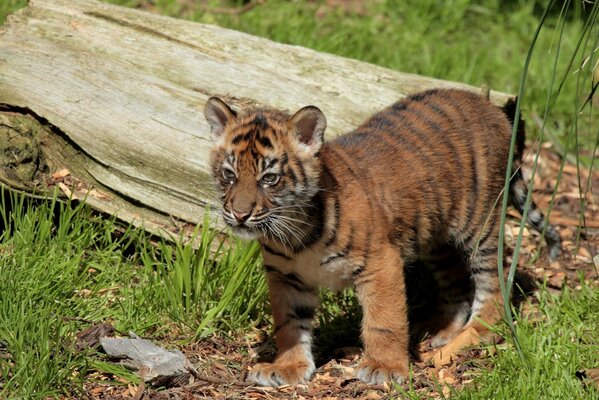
[357,358,409,385]
[246,361,315,387]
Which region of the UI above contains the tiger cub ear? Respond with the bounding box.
[204,97,237,139]
[288,106,326,153]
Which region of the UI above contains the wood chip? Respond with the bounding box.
[51,168,70,180]
[57,182,74,199]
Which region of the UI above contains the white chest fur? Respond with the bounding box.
[261,242,355,292]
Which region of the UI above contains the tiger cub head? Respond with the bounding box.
[205,98,326,241]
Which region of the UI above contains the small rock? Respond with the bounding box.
[100,333,190,384]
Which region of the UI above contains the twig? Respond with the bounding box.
[185,364,253,387]
[549,215,599,229]
[132,381,145,400]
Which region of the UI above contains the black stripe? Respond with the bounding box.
[321,228,354,266]
[264,264,313,292]
[253,114,268,129]
[264,265,278,273]
[334,131,373,147]
[292,192,324,252]
[284,272,305,286]
[391,101,407,112]
[376,115,426,156]
[262,244,292,260]
[324,146,371,204]
[477,246,497,257]
[407,89,439,102]
[393,101,460,219]
[320,252,346,266]
[354,275,374,287]
[352,265,365,277]
[366,115,395,130]
[290,306,315,320]
[273,320,289,334]
[470,265,498,274]
[263,157,278,171]
[286,166,298,186]
[376,115,438,196]
[293,155,308,184]
[473,216,498,250]
[369,327,395,335]
[232,132,251,144]
[258,135,272,149]
[279,153,289,168]
[406,106,461,168]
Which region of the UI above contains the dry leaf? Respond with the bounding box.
[548,272,567,288]
[363,390,383,399]
[576,246,592,261]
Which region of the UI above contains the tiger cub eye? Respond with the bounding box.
[261,173,279,185]
[222,168,236,182]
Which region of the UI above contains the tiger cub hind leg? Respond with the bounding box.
[461,221,505,338]
[429,300,471,348]
[409,248,473,348]
[354,245,410,385]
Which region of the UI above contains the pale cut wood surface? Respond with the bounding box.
[0,0,514,237]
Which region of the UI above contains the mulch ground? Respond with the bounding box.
[80,145,598,400]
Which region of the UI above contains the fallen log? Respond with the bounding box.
[0,0,514,239]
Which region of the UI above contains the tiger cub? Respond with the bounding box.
[205,89,560,386]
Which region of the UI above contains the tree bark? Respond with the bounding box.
[0,0,514,239]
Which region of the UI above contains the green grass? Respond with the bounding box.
[0,0,25,25]
[0,191,265,398]
[140,213,267,338]
[455,282,599,400]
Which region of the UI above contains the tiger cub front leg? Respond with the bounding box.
[354,246,410,385]
[247,266,319,387]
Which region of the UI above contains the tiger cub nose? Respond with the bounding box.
[232,211,251,224]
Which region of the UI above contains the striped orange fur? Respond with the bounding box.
[204,89,560,386]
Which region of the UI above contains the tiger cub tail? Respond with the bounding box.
[502,99,561,260]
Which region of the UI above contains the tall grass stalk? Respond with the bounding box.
[499,0,599,363]
[497,0,555,362]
